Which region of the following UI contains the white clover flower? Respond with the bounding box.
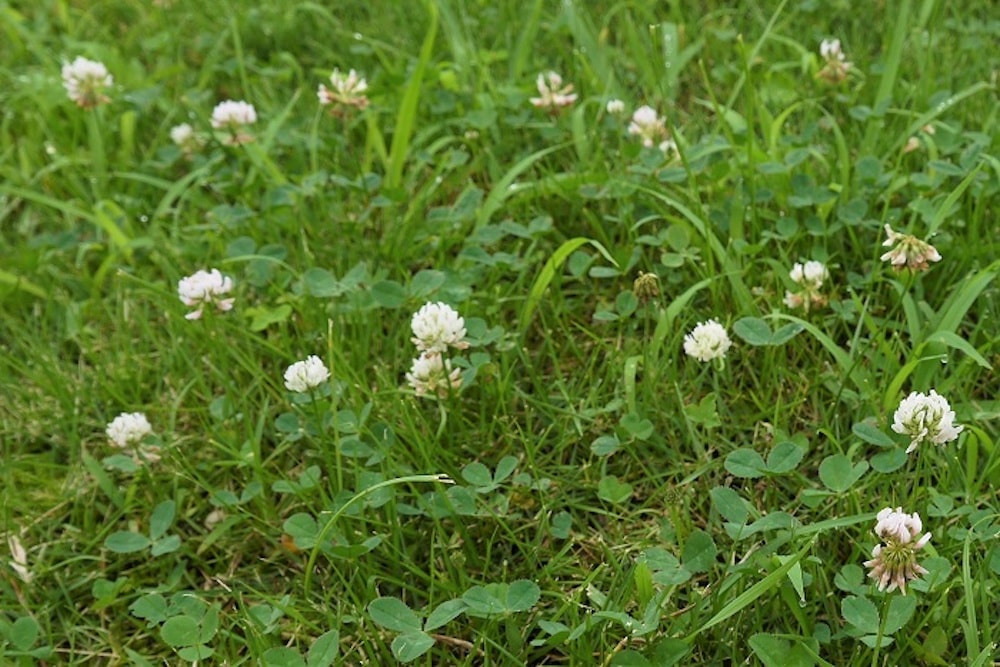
[863,507,932,594]
[606,99,626,115]
[406,353,462,397]
[790,260,828,288]
[106,412,153,448]
[170,123,193,145]
[210,100,257,144]
[892,389,963,453]
[817,38,852,83]
[170,123,204,154]
[530,71,578,111]
[318,68,370,110]
[785,260,830,312]
[683,319,732,363]
[283,355,331,393]
[177,268,235,320]
[410,302,469,354]
[62,56,113,108]
[627,105,674,153]
[880,224,942,272]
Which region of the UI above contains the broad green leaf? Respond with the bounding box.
[130,593,168,626]
[10,616,39,651]
[870,449,908,473]
[852,422,895,448]
[748,634,816,667]
[160,616,200,647]
[370,280,406,308]
[883,594,917,635]
[550,511,572,539]
[620,413,655,440]
[391,632,435,663]
[724,448,767,478]
[818,454,868,492]
[733,317,772,345]
[769,322,804,345]
[368,597,423,633]
[681,530,717,573]
[302,268,342,297]
[262,647,306,667]
[610,650,653,666]
[151,535,182,557]
[841,595,878,632]
[766,441,805,474]
[149,500,176,541]
[591,435,621,456]
[104,531,151,554]
[461,462,493,488]
[598,475,633,504]
[710,486,749,524]
[505,580,541,612]
[424,599,468,631]
[306,629,340,667]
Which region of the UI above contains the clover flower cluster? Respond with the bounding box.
[406,302,468,397]
[530,71,578,112]
[211,100,257,145]
[863,507,932,594]
[892,390,963,453]
[627,105,677,155]
[318,68,370,112]
[170,123,205,155]
[177,269,235,320]
[283,355,331,394]
[683,319,732,364]
[105,412,161,465]
[880,224,942,272]
[783,260,829,311]
[62,56,113,108]
[817,38,852,83]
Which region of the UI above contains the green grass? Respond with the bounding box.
[1,0,998,665]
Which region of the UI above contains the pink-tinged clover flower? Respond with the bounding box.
[318,68,370,111]
[210,100,257,145]
[863,507,932,594]
[880,225,942,272]
[530,71,577,112]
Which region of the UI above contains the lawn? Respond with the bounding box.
[1,0,998,665]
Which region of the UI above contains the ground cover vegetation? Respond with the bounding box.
[1,0,998,664]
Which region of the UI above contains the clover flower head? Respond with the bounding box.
[62,56,113,108]
[863,507,932,594]
[818,38,852,83]
[177,269,235,320]
[170,123,204,154]
[627,105,675,154]
[406,353,462,397]
[530,71,578,111]
[880,224,942,272]
[318,68,370,110]
[683,319,732,363]
[606,99,626,115]
[892,389,963,453]
[283,355,331,393]
[410,302,469,354]
[210,100,257,144]
[784,260,830,311]
[106,412,153,448]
